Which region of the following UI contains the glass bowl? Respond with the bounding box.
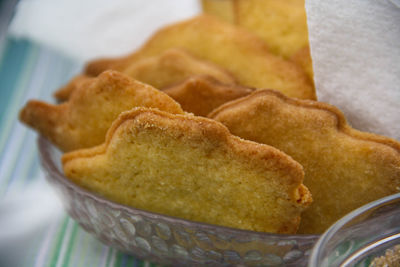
[38,136,319,266]
[308,192,400,267]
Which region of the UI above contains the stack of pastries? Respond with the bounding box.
[19,1,400,235]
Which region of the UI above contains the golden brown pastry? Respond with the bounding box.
[201,0,235,23]
[233,0,309,58]
[62,107,312,233]
[84,15,316,100]
[202,0,309,59]
[54,74,89,102]
[163,75,254,116]
[291,46,314,85]
[209,89,400,234]
[124,48,236,89]
[20,70,184,152]
[54,48,236,102]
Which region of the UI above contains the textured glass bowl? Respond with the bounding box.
[38,137,319,266]
[308,192,400,267]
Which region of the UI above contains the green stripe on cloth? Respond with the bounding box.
[33,214,65,267]
[126,254,136,267]
[106,249,117,267]
[54,218,80,267]
[62,221,80,267]
[65,224,87,267]
[76,232,92,267]
[47,217,71,267]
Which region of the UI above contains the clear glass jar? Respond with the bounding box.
[308,192,400,267]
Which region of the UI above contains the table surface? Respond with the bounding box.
[0,4,161,267]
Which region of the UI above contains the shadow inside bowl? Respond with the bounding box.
[38,136,319,266]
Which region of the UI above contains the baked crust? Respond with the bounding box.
[62,107,312,233]
[201,0,313,84]
[201,0,235,23]
[209,89,400,233]
[54,48,236,102]
[202,0,309,59]
[233,0,309,58]
[54,74,90,102]
[19,70,183,151]
[84,15,316,100]
[291,45,314,85]
[124,48,236,88]
[163,75,254,116]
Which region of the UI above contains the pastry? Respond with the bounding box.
[62,107,312,233]
[209,89,400,233]
[163,75,254,116]
[202,0,309,59]
[20,70,184,151]
[54,48,236,102]
[84,15,316,100]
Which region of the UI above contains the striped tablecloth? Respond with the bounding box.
[0,37,160,267]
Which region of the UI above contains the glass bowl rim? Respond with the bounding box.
[38,136,320,241]
[307,191,400,266]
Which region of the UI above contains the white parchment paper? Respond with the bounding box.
[306,0,400,140]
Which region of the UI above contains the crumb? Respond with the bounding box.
[370,245,400,267]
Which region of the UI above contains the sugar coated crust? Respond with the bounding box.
[163,75,254,116]
[19,70,184,151]
[233,0,309,58]
[209,89,400,234]
[202,0,309,59]
[53,74,91,102]
[54,48,236,102]
[63,107,312,233]
[290,46,313,85]
[84,15,316,100]
[123,48,237,88]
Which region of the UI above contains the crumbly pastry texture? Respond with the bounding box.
[54,74,90,102]
[201,0,313,83]
[290,46,314,85]
[233,0,309,58]
[84,15,316,100]
[201,0,235,23]
[54,48,236,102]
[123,48,236,89]
[163,75,254,116]
[62,107,312,234]
[19,70,184,152]
[209,89,400,234]
[202,0,309,59]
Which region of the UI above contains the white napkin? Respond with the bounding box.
[9,0,201,62]
[306,0,400,141]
